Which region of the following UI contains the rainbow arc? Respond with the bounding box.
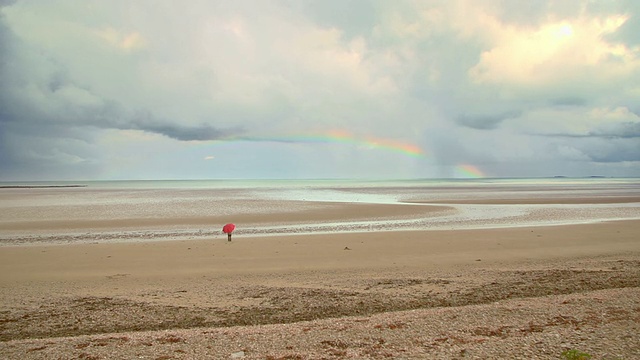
[219,130,425,158]
[207,130,487,178]
[455,164,485,178]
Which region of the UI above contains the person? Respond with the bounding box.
[223,223,235,241]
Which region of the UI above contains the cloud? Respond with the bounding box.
[137,121,238,141]
[1,0,639,180]
[468,14,635,86]
[96,28,145,50]
[519,106,640,138]
[456,110,523,130]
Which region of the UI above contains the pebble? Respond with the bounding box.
[230,350,245,358]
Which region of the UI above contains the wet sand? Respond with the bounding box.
[0,201,451,233]
[1,221,639,283]
[1,192,639,359]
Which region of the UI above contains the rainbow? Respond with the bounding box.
[216,130,425,158]
[206,131,488,179]
[455,164,485,178]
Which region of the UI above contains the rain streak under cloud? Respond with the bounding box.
[0,0,639,180]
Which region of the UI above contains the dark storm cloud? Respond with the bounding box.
[455,110,522,130]
[0,12,15,101]
[585,139,640,162]
[592,121,640,139]
[129,118,240,141]
[0,12,20,174]
[539,122,640,139]
[0,11,238,148]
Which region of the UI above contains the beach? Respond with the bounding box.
[1,180,639,359]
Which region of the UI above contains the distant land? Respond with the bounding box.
[553,176,609,179]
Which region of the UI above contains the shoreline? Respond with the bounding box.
[2,218,639,248]
[407,196,640,204]
[2,220,639,279]
[2,195,639,246]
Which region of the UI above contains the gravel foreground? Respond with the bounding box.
[2,256,639,360]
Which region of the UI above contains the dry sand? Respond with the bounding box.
[0,196,639,359]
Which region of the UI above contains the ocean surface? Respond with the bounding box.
[1,178,639,245]
[3,177,639,190]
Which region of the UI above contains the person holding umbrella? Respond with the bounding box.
[222,223,235,241]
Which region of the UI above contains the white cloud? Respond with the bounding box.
[469,13,638,86]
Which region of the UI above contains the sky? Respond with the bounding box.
[1,0,639,181]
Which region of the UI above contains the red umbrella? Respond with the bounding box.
[223,223,235,241]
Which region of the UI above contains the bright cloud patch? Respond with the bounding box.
[469,14,635,85]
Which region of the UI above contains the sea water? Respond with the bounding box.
[1,178,639,245]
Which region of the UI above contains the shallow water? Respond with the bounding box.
[1,178,639,245]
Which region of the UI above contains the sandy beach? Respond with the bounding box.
[1,183,639,359]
